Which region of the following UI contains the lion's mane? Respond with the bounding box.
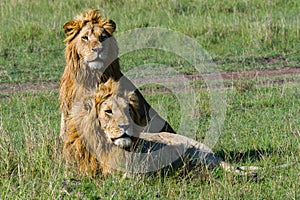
[59,9,121,123]
[63,79,132,174]
[59,9,176,174]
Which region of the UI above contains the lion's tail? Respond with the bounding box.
[220,158,298,177]
[220,161,258,176]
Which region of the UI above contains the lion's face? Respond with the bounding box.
[76,25,118,70]
[96,94,133,149]
[63,10,118,71]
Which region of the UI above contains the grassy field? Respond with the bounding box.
[0,0,299,84]
[0,0,299,199]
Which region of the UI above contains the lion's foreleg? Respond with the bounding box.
[60,113,67,138]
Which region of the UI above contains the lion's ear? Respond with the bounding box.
[63,20,80,36]
[101,19,116,35]
[128,91,138,107]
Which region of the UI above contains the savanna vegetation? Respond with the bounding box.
[0,0,299,199]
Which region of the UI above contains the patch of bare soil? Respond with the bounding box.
[0,81,59,93]
[0,67,299,94]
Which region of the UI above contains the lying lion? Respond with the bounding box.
[65,78,270,176]
[63,78,137,174]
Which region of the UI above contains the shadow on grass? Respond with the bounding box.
[215,147,276,163]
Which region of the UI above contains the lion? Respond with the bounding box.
[65,78,269,176]
[63,78,142,174]
[59,9,175,137]
[61,10,295,177]
[59,9,176,170]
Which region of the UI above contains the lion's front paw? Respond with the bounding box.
[113,138,132,149]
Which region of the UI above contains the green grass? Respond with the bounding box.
[0,0,299,83]
[0,0,300,199]
[1,84,299,199]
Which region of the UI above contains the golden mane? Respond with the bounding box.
[63,78,130,175]
[59,9,121,136]
[63,9,116,43]
[59,9,176,175]
[94,78,120,106]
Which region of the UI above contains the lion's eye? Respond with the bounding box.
[105,109,113,115]
[82,35,89,41]
[99,32,109,42]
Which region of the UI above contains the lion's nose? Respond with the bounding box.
[92,46,102,52]
[118,124,130,131]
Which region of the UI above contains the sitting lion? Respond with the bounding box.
[59,9,176,170]
[59,9,175,136]
[65,78,262,176]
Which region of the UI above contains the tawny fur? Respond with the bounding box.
[59,9,121,137]
[59,9,176,173]
[65,79,296,176]
[63,79,136,174]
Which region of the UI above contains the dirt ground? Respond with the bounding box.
[0,66,299,93]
